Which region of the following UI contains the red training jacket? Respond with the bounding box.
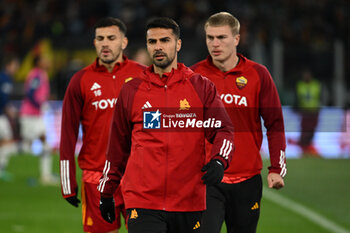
[98,63,234,211]
[191,54,286,183]
[60,56,146,198]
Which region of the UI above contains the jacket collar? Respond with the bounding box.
[143,63,193,87]
[92,55,129,73]
[205,53,247,74]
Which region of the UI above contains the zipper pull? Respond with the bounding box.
[113,75,116,79]
[164,84,167,89]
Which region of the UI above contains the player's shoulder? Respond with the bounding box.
[63,68,87,93]
[74,60,108,79]
[188,71,214,89]
[190,59,208,72]
[117,77,144,102]
[251,62,272,82]
[241,57,274,86]
[242,55,270,75]
[126,59,147,70]
[118,59,147,81]
[121,76,144,91]
[70,67,89,83]
[125,76,143,85]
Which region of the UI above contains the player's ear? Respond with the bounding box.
[234,34,240,47]
[122,37,128,50]
[176,39,182,52]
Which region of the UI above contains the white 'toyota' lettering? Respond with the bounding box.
[92,98,118,110]
[220,94,248,106]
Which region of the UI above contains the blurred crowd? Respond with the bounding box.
[0,0,349,104]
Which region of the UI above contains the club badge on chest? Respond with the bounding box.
[236,76,247,89]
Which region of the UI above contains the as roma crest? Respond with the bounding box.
[236,76,247,89]
[179,98,191,110]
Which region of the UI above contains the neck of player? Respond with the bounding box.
[101,55,124,73]
[153,59,178,77]
[213,54,239,72]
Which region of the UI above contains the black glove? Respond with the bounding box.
[100,196,115,223]
[65,195,81,207]
[65,188,80,207]
[201,159,224,185]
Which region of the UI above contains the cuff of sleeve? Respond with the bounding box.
[101,193,114,198]
[212,155,228,170]
[268,166,286,178]
[63,193,76,198]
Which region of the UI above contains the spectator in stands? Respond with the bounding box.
[295,68,322,157]
[19,54,58,185]
[0,55,19,181]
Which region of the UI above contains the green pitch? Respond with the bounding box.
[0,154,349,233]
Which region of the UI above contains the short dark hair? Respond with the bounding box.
[146,17,180,38]
[94,17,127,35]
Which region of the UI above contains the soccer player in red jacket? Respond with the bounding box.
[191,12,287,233]
[98,17,234,233]
[59,17,146,233]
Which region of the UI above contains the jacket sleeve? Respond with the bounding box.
[59,72,83,198]
[98,83,133,197]
[258,65,287,177]
[191,74,235,169]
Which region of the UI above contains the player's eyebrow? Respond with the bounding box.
[147,36,171,43]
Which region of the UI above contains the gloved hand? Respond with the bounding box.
[201,159,224,185]
[100,196,115,223]
[65,188,80,207]
[65,195,81,207]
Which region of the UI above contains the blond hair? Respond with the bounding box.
[205,12,240,35]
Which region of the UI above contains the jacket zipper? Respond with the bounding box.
[163,84,168,210]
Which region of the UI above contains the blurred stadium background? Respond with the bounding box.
[0,0,349,232]
[2,0,349,103]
